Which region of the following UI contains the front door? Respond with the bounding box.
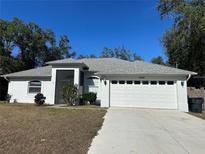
[55,70,74,104]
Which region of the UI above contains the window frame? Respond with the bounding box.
[28,80,41,94]
[87,76,99,80]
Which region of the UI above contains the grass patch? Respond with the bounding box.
[0,103,106,154]
[0,101,8,104]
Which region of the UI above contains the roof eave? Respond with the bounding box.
[95,72,197,76]
[3,75,51,79]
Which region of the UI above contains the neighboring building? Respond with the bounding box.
[0,68,8,100]
[3,58,196,112]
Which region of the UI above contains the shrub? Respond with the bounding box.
[5,94,11,103]
[82,92,97,104]
[62,84,79,106]
[34,93,46,106]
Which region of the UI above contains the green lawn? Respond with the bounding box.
[0,103,106,154]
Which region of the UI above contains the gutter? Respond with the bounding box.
[3,76,9,81]
[186,74,192,82]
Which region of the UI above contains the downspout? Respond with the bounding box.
[185,74,192,112]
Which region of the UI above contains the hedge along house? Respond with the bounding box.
[3,58,196,112]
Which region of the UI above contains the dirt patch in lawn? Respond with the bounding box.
[0,103,106,154]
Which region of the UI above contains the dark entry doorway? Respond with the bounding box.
[55,70,74,104]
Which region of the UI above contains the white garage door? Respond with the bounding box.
[110,80,177,109]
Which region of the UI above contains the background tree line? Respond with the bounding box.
[78,46,144,61]
[0,17,75,74]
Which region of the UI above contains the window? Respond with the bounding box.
[142,81,149,85]
[127,81,133,84]
[150,81,157,85]
[159,81,165,85]
[28,81,41,93]
[134,81,140,84]
[88,76,99,80]
[112,80,118,84]
[87,76,100,86]
[167,81,174,85]
[119,80,125,84]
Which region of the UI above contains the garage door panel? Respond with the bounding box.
[110,81,177,109]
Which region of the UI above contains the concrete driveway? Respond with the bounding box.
[88,108,205,154]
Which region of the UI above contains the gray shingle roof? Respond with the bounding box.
[3,66,52,78]
[3,58,196,78]
[78,58,196,75]
[46,58,79,64]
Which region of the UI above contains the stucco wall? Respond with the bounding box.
[8,78,52,104]
[176,80,189,112]
[98,79,110,107]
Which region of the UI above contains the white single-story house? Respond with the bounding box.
[3,58,196,112]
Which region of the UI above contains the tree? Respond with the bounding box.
[0,19,23,73]
[157,0,205,74]
[0,19,15,57]
[101,46,143,61]
[133,53,144,61]
[0,17,75,73]
[77,54,97,59]
[0,56,23,74]
[151,56,165,65]
[101,47,115,58]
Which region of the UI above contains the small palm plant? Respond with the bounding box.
[62,83,79,106]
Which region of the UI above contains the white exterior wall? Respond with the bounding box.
[98,79,110,107]
[8,79,52,104]
[176,80,189,112]
[50,67,80,104]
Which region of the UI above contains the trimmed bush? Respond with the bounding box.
[82,92,97,104]
[34,93,46,106]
